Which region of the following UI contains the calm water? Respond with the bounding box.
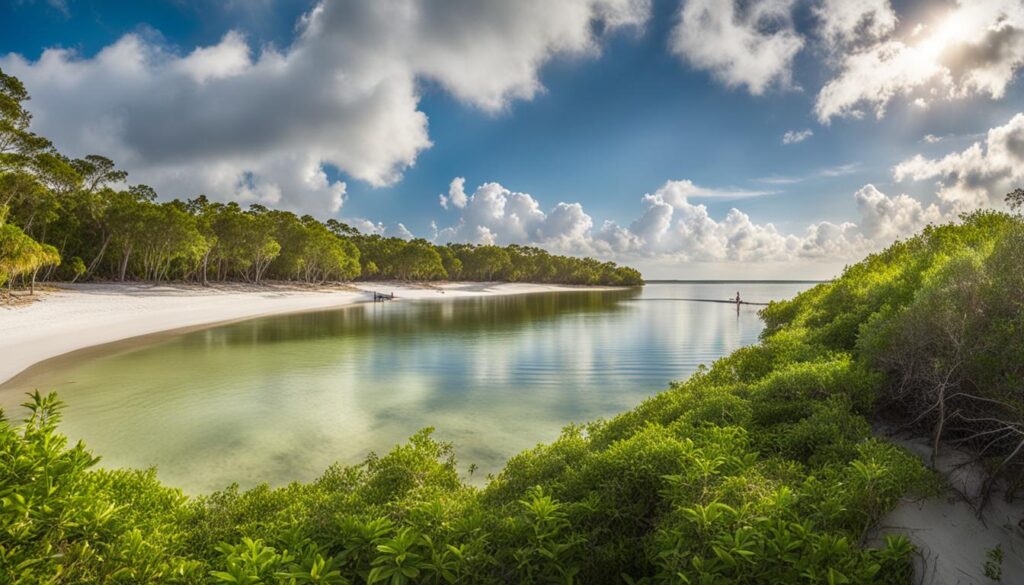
[0,282,814,493]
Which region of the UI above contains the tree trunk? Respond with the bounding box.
[119,247,132,281]
[42,235,69,282]
[201,253,210,286]
[933,383,946,467]
[85,234,112,280]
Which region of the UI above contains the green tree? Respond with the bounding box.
[0,204,60,295]
[1006,187,1023,213]
[459,246,511,280]
[393,240,446,280]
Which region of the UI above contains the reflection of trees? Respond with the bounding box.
[196,288,643,346]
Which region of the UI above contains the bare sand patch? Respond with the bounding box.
[871,427,1024,584]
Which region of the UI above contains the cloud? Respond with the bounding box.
[432,177,956,267]
[853,183,942,241]
[1,0,651,214]
[818,163,862,178]
[628,193,801,261]
[439,176,468,210]
[349,219,415,240]
[814,0,897,51]
[782,129,813,144]
[894,112,1024,212]
[647,179,775,201]
[815,38,945,123]
[669,0,804,95]
[596,182,868,262]
[435,181,594,250]
[816,0,1024,123]
[755,162,860,185]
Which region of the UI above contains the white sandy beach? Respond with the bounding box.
[0,281,606,385]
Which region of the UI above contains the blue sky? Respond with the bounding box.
[2,0,1023,278]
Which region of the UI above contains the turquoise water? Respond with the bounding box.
[0,282,814,493]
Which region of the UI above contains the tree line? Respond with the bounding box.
[0,69,642,296]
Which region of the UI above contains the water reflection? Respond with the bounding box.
[0,282,812,493]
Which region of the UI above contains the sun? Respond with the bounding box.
[933,12,969,46]
[902,10,970,83]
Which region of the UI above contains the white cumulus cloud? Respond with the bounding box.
[435,181,594,251]
[893,112,1024,212]
[595,181,866,262]
[670,0,804,95]
[853,183,943,241]
[439,176,469,210]
[431,177,956,268]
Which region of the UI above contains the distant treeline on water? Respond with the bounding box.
[0,69,642,293]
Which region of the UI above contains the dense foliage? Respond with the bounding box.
[0,204,59,295]
[26,217,1024,583]
[763,209,1024,503]
[352,239,642,286]
[0,68,642,292]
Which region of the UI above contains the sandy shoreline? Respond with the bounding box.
[0,281,614,385]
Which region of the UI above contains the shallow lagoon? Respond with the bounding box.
[0,282,814,492]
